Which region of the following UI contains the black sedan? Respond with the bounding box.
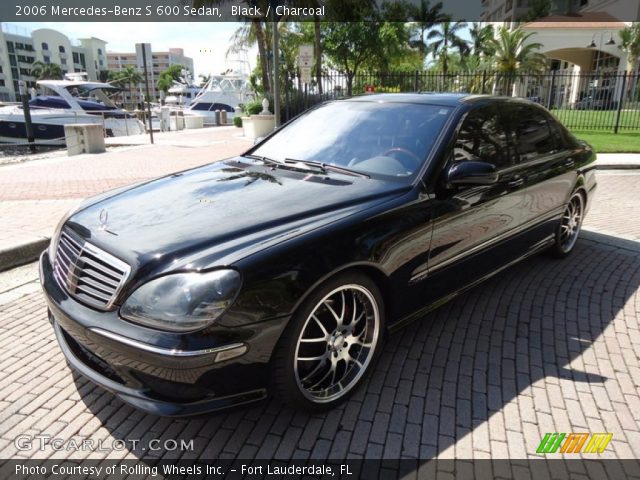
[39,94,596,415]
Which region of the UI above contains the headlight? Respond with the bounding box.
[120,269,241,332]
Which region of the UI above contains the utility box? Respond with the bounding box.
[184,115,204,129]
[160,106,170,132]
[220,110,228,124]
[64,124,105,156]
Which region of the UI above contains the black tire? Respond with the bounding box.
[548,190,585,258]
[271,272,385,411]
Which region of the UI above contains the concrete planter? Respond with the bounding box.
[242,115,275,140]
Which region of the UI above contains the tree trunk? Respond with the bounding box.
[313,17,323,94]
[253,20,270,94]
[347,71,354,96]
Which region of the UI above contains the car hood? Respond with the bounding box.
[68,158,410,275]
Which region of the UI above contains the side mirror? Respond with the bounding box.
[253,136,265,145]
[446,159,498,186]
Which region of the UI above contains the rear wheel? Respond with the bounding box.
[548,191,585,258]
[271,272,384,411]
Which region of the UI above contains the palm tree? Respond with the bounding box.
[227,18,271,94]
[410,0,448,64]
[30,61,63,80]
[619,23,640,74]
[111,66,143,106]
[619,23,640,101]
[469,23,495,58]
[427,21,469,76]
[489,26,546,95]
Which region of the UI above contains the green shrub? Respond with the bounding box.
[233,115,242,128]
[244,100,263,116]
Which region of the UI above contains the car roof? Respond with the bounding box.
[344,93,537,108]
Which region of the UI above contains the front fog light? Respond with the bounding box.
[120,269,241,332]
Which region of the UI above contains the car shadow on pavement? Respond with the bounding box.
[77,232,640,464]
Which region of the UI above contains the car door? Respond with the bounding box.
[502,103,577,237]
[416,103,526,303]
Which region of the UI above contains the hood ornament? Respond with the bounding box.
[99,209,108,231]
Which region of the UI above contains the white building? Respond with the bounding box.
[106,44,195,105]
[480,0,636,105]
[0,24,107,102]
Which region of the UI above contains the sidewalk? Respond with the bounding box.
[0,126,251,271]
[0,140,637,271]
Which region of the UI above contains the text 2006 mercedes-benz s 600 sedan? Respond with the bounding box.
[40,94,596,415]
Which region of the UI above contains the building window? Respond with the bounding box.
[0,80,5,87]
[59,45,65,53]
[44,56,50,64]
[97,48,103,55]
[80,53,86,68]
[41,42,48,51]
[7,42,14,53]
[61,58,67,65]
[73,52,79,63]
[9,56,16,67]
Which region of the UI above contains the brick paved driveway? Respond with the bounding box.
[0,171,639,461]
[0,127,249,252]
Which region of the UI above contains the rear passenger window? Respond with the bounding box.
[505,104,557,162]
[454,105,512,170]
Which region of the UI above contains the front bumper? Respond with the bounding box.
[39,252,288,416]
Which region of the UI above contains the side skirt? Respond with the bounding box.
[388,234,555,334]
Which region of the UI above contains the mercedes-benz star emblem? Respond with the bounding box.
[99,209,108,230]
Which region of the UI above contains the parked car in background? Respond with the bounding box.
[573,88,616,110]
[40,94,596,415]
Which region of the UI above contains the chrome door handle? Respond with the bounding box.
[565,158,575,167]
[507,178,524,188]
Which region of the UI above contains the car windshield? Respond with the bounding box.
[251,100,453,180]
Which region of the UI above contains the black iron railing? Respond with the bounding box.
[280,69,640,133]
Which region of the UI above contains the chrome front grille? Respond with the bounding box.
[52,229,131,310]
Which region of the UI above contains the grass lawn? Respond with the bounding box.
[570,130,640,153]
[553,109,640,131]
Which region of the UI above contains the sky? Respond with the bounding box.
[8,22,257,78]
[10,21,474,77]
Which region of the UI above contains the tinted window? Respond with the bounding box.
[505,104,557,162]
[252,101,452,180]
[454,105,512,169]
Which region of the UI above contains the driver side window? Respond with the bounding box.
[454,106,511,170]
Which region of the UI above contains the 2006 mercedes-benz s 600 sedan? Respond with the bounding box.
[40,94,596,415]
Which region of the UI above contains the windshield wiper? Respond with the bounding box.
[245,154,369,179]
[284,158,370,178]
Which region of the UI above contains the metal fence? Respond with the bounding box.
[282,69,640,133]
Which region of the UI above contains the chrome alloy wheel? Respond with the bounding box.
[293,284,380,403]
[560,193,584,253]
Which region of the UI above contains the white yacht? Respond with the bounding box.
[0,74,144,146]
[163,70,203,107]
[184,69,255,124]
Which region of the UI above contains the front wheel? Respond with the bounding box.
[548,191,585,258]
[271,272,385,411]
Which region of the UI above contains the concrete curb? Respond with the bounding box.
[0,237,49,272]
[596,164,640,170]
